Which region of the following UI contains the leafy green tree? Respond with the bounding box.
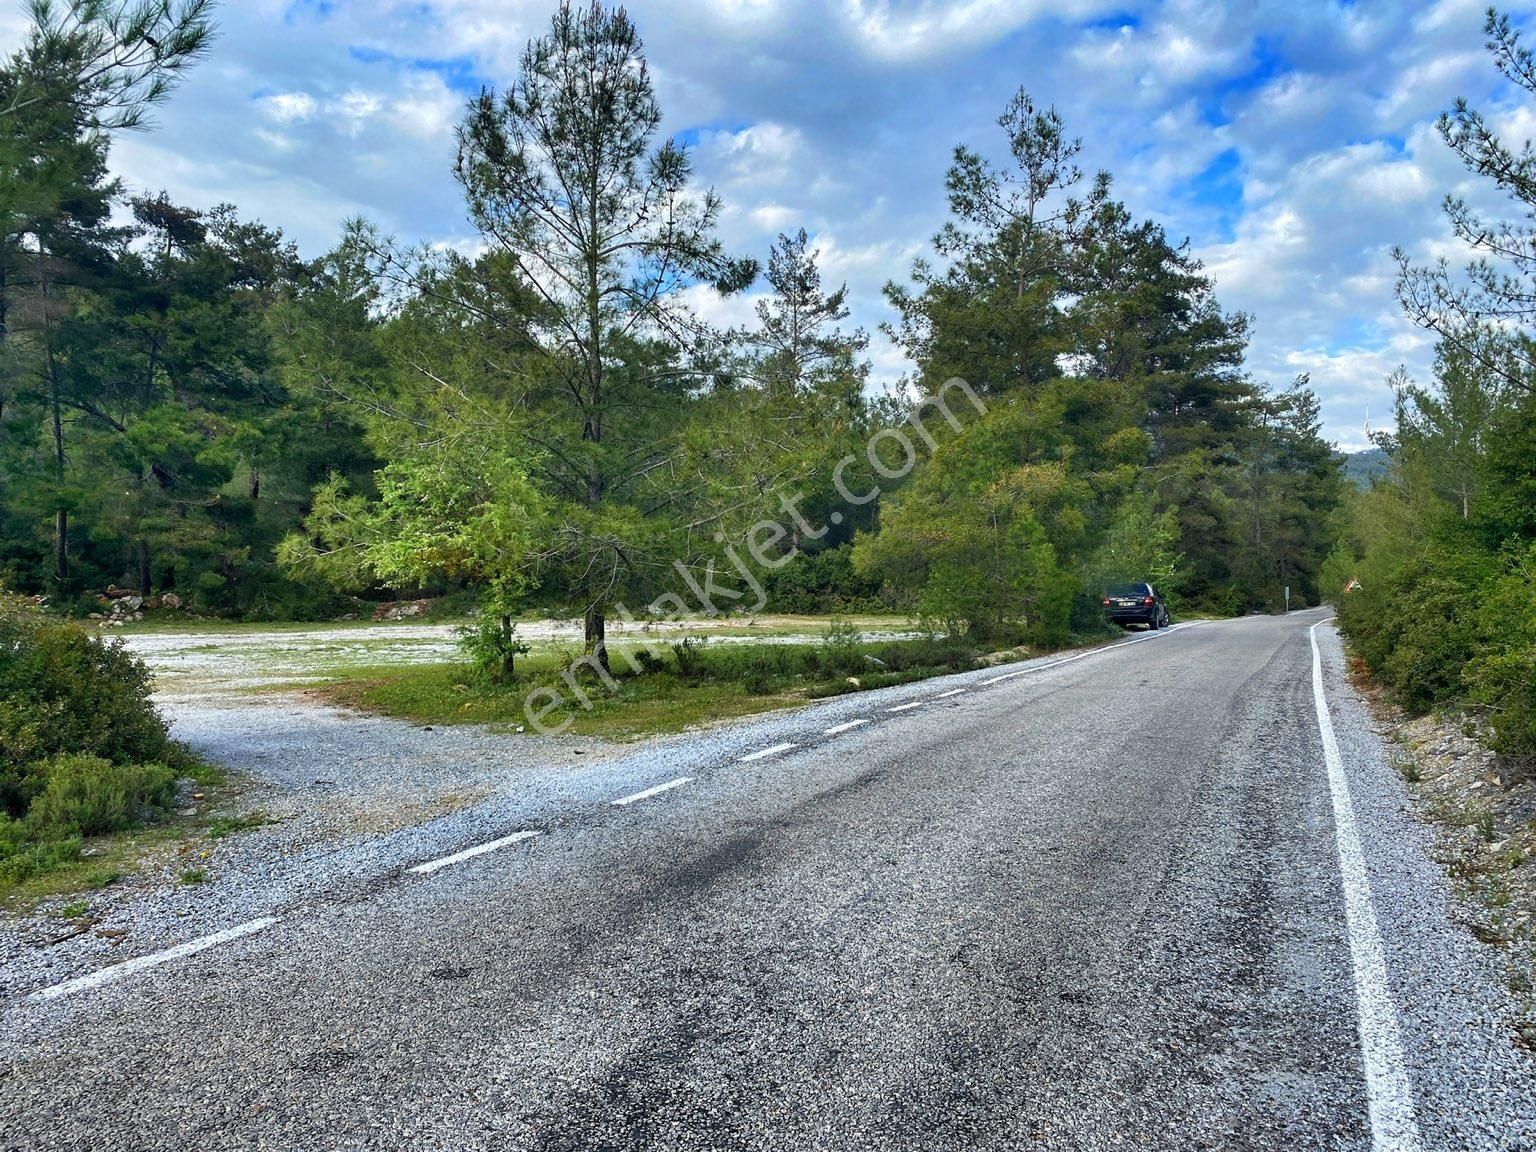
[852,394,1086,641]
[1393,338,1511,521]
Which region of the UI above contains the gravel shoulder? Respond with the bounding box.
[1319,623,1536,1146]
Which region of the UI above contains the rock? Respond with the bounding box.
[161,592,182,609]
[123,595,143,611]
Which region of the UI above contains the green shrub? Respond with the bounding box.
[0,827,81,885]
[0,594,196,891]
[457,614,530,684]
[26,755,177,837]
[0,597,183,816]
[819,619,865,678]
[1466,545,1536,765]
[764,545,884,614]
[670,637,710,680]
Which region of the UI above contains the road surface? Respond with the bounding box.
[3,612,1532,1150]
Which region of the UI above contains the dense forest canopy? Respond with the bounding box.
[0,0,1344,651]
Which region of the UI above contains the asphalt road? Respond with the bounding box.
[4,612,1533,1150]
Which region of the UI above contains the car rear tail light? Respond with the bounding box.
[1143,596,1154,605]
[1101,597,1110,606]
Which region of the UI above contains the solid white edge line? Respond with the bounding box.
[824,719,869,735]
[611,777,693,807]
[1310,620,1422,1151]
[886,701,923,713]
[740,742,797,762]
[33,916,279,1002]
[408,830,541,876]
[934,689,966,699]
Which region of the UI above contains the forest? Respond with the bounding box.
[0,0,1344,663]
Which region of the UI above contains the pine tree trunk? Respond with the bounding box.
[53,509,68,584]
[584,607,608,673]
[499,613,516,678]
[48,346,68,584]
[137,539,152,598]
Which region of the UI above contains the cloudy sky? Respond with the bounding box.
[13,0,1536,448]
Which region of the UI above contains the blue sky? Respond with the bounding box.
[10,0,1535,449]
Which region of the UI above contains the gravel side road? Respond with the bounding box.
[3,612,1532,1149]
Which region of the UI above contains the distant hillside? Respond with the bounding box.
[1343,447,1389,487]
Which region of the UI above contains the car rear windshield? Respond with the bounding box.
[1107,583,1149,597]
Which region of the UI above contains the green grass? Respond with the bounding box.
[307,629,1042,739]
[179,867,207,885]
[319,663,804,739]
[0,825,163,906]
[0,757,240,907]
[205,812,273,840]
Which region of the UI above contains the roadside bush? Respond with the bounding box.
[26,755,177,838]
[1336,543,1491,716]
[818,618,866,678]
[1466,545,1536,766]
[670,637,710,680]
[0,814,81,886]
[458,614,530,684]
[0,597,182,815]
[0,593,194,889]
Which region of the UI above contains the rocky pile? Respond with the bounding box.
[88,588,185,627]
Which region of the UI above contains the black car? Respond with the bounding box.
[1102,582,1170,630]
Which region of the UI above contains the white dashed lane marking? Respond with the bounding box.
[408,830,541,876]
[31,620,1212,1004]
[34,916,279,1002]
[740,742,797,763]
[611,777,692,807]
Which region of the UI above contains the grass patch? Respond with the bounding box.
[179,867,207,885]
[306,626,1108,739]
[205,812,273,840]
[0,758,233,906]
[321,665,802,740]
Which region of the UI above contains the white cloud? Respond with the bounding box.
[842,0,1110,63]
[258,91,318,123]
